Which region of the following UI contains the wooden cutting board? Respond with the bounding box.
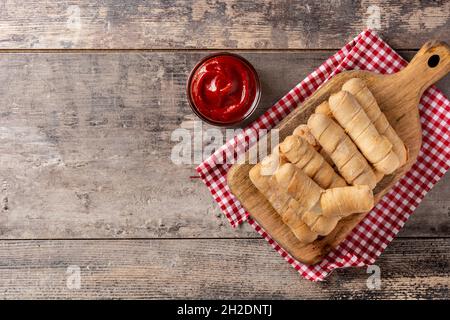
[227,41,450,265]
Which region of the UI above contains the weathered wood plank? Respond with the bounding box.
[0,51,448,239]
[0,1,448,49]
[0,239,447,299]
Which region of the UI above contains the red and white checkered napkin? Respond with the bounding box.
[196,29,450,281]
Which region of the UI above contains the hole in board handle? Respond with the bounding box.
[428,55,440,68]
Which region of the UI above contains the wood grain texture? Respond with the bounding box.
[0,1,448,49]
[0,51,448,239]
[228,42,450,264]
[0,239,447,299]
[0,1,448,300]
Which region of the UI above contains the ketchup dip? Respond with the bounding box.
[187,53,260,126]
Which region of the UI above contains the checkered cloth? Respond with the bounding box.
[196,29,450,281]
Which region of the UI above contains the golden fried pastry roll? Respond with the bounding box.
[342,78,407,166]
[320,185,374,218]
[279,135,346,189]
[328,91,400,174]
[301,211,340,236]
[274,163,323,211]
[293,124,319,149]
[307,113,377,189]
[249,162,318,244]
[282,201,319,243]
[315,101,332,116]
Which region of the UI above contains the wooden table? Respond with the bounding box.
[0,1,448,299]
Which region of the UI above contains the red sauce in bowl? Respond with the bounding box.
[187,53,260,126]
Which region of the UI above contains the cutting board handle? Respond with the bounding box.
[394,41,450,97]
